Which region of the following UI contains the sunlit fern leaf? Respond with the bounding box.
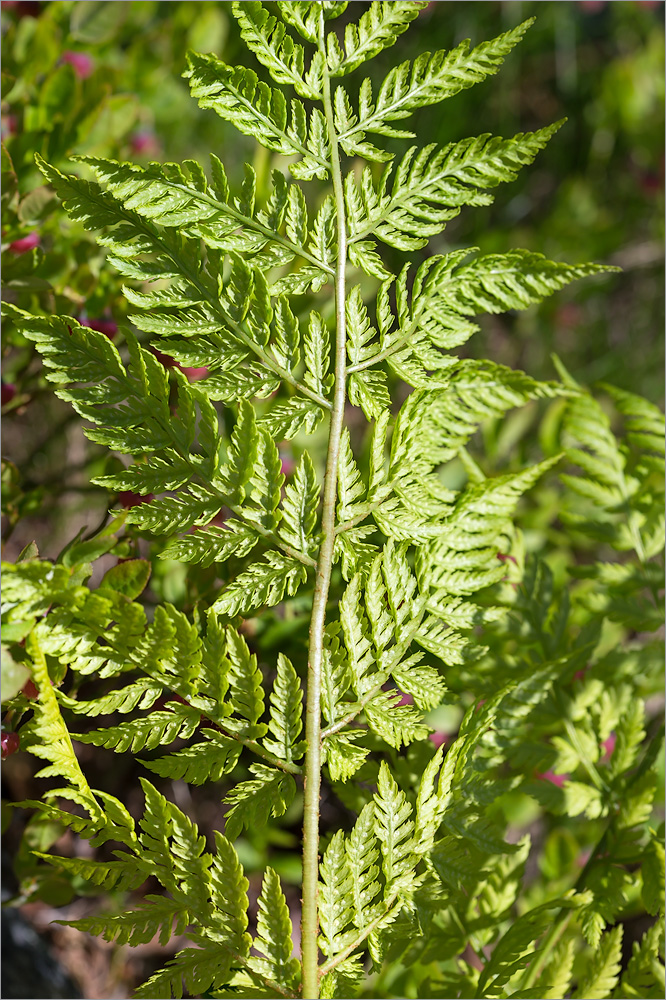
[326,2,426,77]
[263,653,305,764]
[142,732,242,785]
[73,706,200,754]
[224,763,297,840]
[60,897,189,948]
[337,19,536,155]
[574,925,624,1000]
[232,1,323,100]
[249,867,301,989]
[211,550,308,617]
[185,53,330,181]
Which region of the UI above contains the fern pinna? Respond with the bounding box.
[2,4,664,999]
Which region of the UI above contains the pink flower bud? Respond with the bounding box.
[8,231,40,253]
[130,132,162,158]
[180,366,208,381]
[61,51,93,80]
[536,770,568,788]
[118,490,154,508]
[1,731,20,759]
[600,732,616,762]
[1,382,16,406]
[429,731,447,749]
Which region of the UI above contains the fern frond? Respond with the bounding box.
[574,925,623,1000]
[73,705,200,753]
[61,896,188,947]
[263,653,305,764]
[249,867,300,989]
[185,53,329,181]
[232,1,322,100]
[326,2,426,77]
[337,19,535,155]
[224,763,297,840]
[346,123,562,249]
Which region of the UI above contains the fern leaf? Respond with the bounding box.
[74,706,200,753]
[142,732,242,785]
[319,830,356,958]
[249,867,300,988]
[575,925,624,999]
[263,653,305,763]
[337,429,367,523]
[209,831,251,953]
[224,763,296,840]
[338,19,535,151]
[324,730,370,782]
[374,761,416,894]
[327,2,425,77]
[303,311,333,399]
[160,520,258,568]
[62,897,188,947]
[347,123,562,248]
[346,802,382,929]
[279,451,320,556]
[185,53,329,181]
[23,633,102,823]
[211,550,308,617]
[224,625,265,738]
[37,853,147,893]
[232,1,322,100]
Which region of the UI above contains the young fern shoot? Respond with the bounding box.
[5,4,662,1000]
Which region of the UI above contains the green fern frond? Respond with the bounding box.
[185,52,330,181]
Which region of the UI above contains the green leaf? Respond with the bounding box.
[74,706,200,753]
[142,732,242,785]
[280,451,320,556]
[224,764,296,840]
[263,653,305,763]
[374,761,416,894]
[225,625,265,738]
[185,53,329,181]
[249,867,300,988]
[98,559,151,599]
[327,2,425,76]
[232,1,322,100]
[211,551,308,617]
[575,926,623,999]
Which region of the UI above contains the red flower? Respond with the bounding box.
[118,490,154,508]
[21,679,38,699]
[8,232,39,253]
[1,731,20,759]
[79,316,118,339]
[61,51,93,79]
[1,382,16,406]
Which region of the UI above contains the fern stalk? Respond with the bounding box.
[301,9,349,996]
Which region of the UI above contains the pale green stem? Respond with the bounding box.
[301,10,349,998]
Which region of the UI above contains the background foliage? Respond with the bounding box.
[1,2,664,999]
